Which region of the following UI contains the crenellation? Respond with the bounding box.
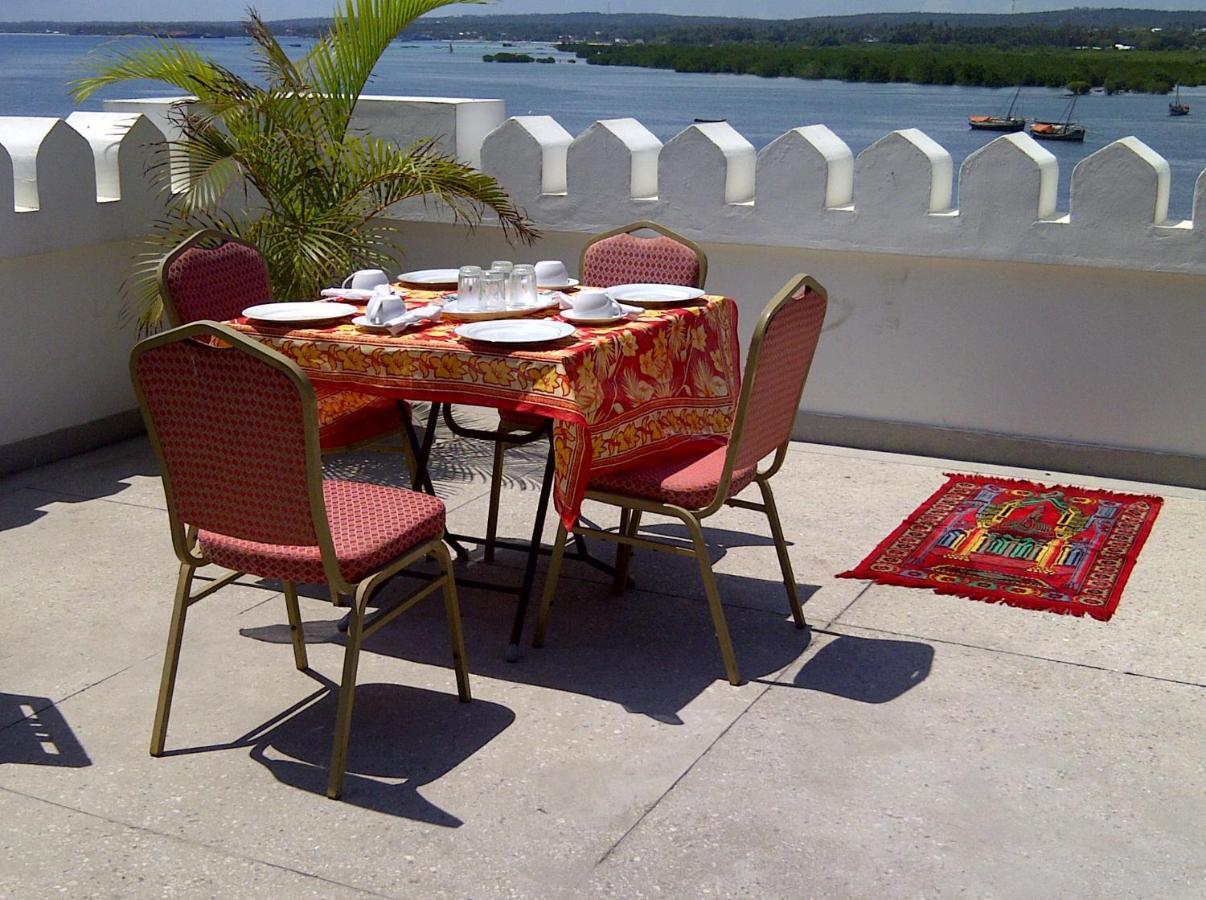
[0,117,96,213]
[1071,137,1171,230]
[567,118,661,202]
[854,129,954,221]
[0,98,1200,274]
[65,112,165,206]
[755,125,854,219]
[480,115,572,201]
[958,132,1058,231]
[659,122,756,208]
[1195,171,1206,236]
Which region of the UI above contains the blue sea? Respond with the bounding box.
[0,33,1202,218]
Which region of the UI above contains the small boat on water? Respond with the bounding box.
[1030,96,1086,142]
[969,86,1026,132]
[1169,84,1189,117]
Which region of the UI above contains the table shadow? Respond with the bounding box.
[242,562,815,726]
[0,693,91,768]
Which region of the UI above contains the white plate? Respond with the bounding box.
[442,292,560,320]
[242,302,358,324]
[537,277,579,290]
[561,302,643,325]
[397,268,459,288]
[455,320,576,345]
[605,283,706,306]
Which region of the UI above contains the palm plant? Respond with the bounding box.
[72,0,537,327]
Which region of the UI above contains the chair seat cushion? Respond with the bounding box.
[315,388,404,450]
[588,443,757,511]
[198,480,444,584]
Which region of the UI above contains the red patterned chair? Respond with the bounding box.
[158,230,414,456]
[482,221,709,561]
[534,274,827,686]
[131,321,470,800]
[579,220,708,290]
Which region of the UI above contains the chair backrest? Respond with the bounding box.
[130,322,328,556]
[727,275,828,474]
[579,220,707,289]
[158,230,271,326]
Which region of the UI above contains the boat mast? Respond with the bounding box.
[1005,85,1021,118]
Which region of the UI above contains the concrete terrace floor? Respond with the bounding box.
[1,421,1203,899]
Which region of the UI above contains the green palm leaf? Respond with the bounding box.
[74,0,536,327]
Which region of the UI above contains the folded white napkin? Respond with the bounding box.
[320,287,406,301]
[385,303,442,336]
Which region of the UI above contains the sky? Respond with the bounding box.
[1,2,1202,23]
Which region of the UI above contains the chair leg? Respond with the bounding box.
[533,522,570,648]
[327,580,371,800]
[679,512,743,686]
[432,542,472,702]
[611,507,642,594]
[484,439,507,562]
[756,478,807,629]
[281,581,309,671]
[150,562,196,756]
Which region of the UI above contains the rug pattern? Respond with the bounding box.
[838,474,1163,620]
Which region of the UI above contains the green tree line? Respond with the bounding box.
[565,43,1205,94]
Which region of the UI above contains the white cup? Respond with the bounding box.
[571,290,618,317]
[366,289,406,325]
[343,268,391,291]
[535,259,570,287]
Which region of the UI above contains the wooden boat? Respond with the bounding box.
[1169,84,1189,117]
[969,86,1026,132]
[1030,96,1086,142]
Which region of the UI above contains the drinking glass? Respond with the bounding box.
[481,270,506,311]
[490,260,514,304]
[509,264,538,308]
[457,265,482,310]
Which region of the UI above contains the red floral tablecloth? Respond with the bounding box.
[228,294,740,528]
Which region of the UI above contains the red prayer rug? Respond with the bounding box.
[838,474,1162,621]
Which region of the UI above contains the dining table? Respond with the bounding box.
[226,287,742,657]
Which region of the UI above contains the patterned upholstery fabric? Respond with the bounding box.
[164,241,272,325]
[589,444,757,511]
[198,480,445,584]
[733,287,827,471]
[134,337,317,546]
[581,233,703,288]
[165,236,403,451]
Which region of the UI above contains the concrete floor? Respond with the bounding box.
[1,425,1203,899]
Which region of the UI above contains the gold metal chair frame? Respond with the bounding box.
[131,321,471,800]
[157,228,420,468]
[534,274,827,686]
[578,219,709,289]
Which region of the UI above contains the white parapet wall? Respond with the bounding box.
[0,97,1203,486]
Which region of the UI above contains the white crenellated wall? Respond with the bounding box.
[1,97,1203,485]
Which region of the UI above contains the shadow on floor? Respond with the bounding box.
[242,560,815,726]
[158,675,514,822]
[323,406,549,499]
[0,693,92,768]
[0,437,160,532]
[249,680,515,821]
[763,631,934,703]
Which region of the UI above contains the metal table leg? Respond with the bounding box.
[506,441,557,662]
